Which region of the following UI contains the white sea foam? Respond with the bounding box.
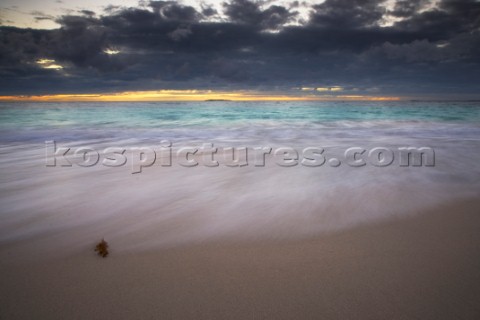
[0,102,479,255]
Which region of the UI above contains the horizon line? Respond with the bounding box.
[0,90,402,102]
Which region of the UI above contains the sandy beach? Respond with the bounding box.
[1,198,479,319]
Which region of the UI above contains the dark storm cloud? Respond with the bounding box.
[200,5,217,18]
[149,1,201,22]
[223,0,297,29]
[389,0,429,18]
[395,0,480,37]
[309,0,387,28]
[0,0,480,97]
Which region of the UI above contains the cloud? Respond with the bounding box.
[30,10,56,23]
[149,1,201,22]
[223,0,297,30]
[168,26,192,41]
[309,0,387,28]
[389,0,431,18]
[395,0,480,38]
[0,0,479,97]
[78,10,96,17]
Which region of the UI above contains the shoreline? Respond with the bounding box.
[1,198,480,319]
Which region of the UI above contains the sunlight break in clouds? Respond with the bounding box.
[36,58,64,70]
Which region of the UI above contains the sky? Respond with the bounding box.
[0,0,479,100]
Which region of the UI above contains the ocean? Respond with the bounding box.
[1,101,480,254]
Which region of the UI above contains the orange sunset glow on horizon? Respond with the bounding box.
[0,90,401,102]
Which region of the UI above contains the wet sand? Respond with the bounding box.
[1,198,480,319]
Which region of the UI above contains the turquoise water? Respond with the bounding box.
[1,101,480,143]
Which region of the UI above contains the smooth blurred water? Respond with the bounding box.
[1,101,480,144]
[0,101,480,255]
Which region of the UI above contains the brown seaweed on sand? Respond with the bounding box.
[94,239,109,258]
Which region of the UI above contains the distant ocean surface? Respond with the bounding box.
[1,101,480,255]
[1,101,480,144]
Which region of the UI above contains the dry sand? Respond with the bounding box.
[1,199,480,319]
